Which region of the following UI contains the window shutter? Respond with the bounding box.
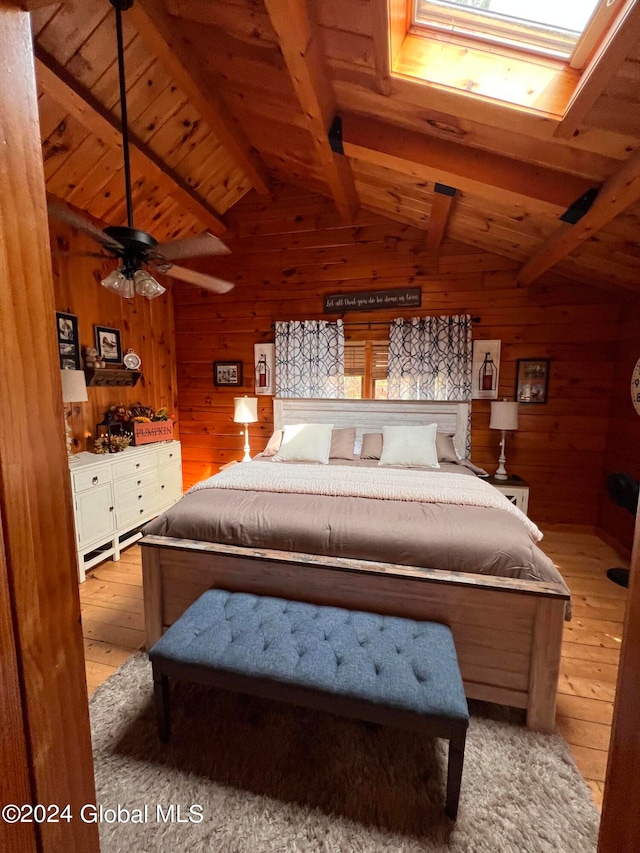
[344,342,366,376]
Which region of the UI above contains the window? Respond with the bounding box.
[412,0,620,68]
[344,341,388,399]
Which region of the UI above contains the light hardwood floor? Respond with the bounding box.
[79,529,629,811]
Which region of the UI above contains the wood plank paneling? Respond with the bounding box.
[598,305,640,552]
[50,219,179,452]
[173,184,621,527]
[0,10,99,850]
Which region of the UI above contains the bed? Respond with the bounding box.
[141,399,570,733]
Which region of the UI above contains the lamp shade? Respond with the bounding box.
[490,400,518,431]
[233,396,258,424]
[60,369,88,403]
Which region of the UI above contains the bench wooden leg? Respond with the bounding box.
[445,732,466,820]
[154,672,170,742]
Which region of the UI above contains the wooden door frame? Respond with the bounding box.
[599,507,640,850]
[0,6,99,851]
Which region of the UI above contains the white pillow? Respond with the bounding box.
[378,424,440,469]
[273,423,334,464]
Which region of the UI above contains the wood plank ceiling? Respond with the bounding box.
[30,0,640,291]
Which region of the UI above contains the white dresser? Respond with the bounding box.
[68,441,182,582]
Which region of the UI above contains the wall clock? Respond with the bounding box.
[631,356,640,416]
[123,348,142,370]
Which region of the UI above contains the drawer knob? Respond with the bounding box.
[169,453,173,458]
[138,494,142,500]
[137,479,142,485]
[136,463,140,469]
[92,476,98,485]
[161,484,165,489]
[109,506,114,512]
[139,508,144,514]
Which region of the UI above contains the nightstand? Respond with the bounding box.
[219,460,240,471]
[485,475,530,515]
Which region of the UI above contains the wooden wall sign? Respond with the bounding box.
[134,421,174,445]
[324,288,421,313]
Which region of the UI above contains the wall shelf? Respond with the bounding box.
[84,368,141,387]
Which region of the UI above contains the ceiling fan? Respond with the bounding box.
[46,0,234,301]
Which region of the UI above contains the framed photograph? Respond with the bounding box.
[516,359,550,404]
[254,343,275,396]
[471,339,501,400]
[213,360,243,387]
[95,325,122,364]
[56,311,80,370]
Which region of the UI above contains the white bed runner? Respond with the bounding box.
[188,463,542,541]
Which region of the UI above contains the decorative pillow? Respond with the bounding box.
[273,423,334,464]
[360,432,383,460]
[436,433,461,463]
[261,429,283,457]
[378,424,440,469]
[330,427,357,460]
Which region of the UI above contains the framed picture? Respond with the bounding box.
[213,360,243,387]
[254,343,275,396]
[516,359,550,404]
[471,340,501,400]
[56,311,80,370]
[95,325,122,364]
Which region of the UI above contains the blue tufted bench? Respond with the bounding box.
[149,589,469,819]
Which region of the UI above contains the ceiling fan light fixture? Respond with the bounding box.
[133,268,166,300]
[101,267,134,298]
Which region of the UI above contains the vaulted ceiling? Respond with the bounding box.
[31,0,640,293]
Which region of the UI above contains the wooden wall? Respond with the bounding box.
[598,306,640,551]
[173,185,624,527]
[50,220,179,451]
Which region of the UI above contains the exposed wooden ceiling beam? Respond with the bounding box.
[340,114,594,215]
[517,146,640,286]
[262,0,359,223]
[35,48,228,237]
[370,0,392,96]
[555,0,640,140]
[130,0,270,196]
[425,183,456,254]
[17,1,69,8]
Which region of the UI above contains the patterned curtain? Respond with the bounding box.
[387,315,473,401]
[275,320,345,398]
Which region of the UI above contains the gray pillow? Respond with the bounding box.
[330,427,357,459]
[436,433,460,463]
[360,433,383,460]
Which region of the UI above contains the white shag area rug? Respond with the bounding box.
[90,654,599,853]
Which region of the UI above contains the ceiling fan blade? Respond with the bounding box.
[164,265,235,294]
[157,232,231,261]
[46,194,124,253]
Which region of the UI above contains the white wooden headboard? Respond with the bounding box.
[273,398,471,460]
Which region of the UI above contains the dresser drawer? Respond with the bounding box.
[113,469,159,500]
[73,465,112,492]
[157,444,180,466]
[158,459,183,504]
[116,484,161,528]
[112,453,157,480]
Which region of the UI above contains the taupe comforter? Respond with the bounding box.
[145,459,569,596]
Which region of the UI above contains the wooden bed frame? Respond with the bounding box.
[141,399,569,733]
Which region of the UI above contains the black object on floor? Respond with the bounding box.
[606,568,630,588]
[605,473,638,589]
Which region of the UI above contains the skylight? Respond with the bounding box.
[413,0,612,65]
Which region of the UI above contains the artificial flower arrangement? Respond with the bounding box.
[94,434,132,454]
[94,403,174,452]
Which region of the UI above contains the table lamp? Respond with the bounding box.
[60,369,88,456]
[490,399,518,480]
[233,396,258,462]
